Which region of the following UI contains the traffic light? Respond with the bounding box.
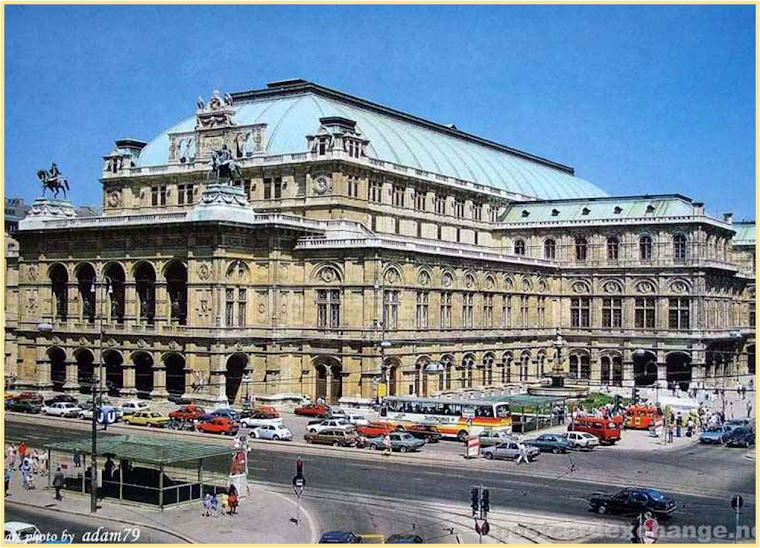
[631,388,639,404]
[481,489,490,514]
[470,488,480,515]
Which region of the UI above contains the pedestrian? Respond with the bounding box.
[53,466,64,501]
[104,458,115,482]
[210,494,221,517]
[202,494,213,516]
[5,468,11,497]
[747,401,753,418]
[383,434,392,457]
[516,441,529,465]
[18,442,27,461]
[228,485,239,515]
[73,451,81,468]
[676,414,683,437]
[667,424,675,444]
[31,450,39,475]
[686,418,694,437]
[7,444,17,472]
[20,458,31,490]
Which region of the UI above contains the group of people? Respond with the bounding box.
[201,485,239,517]
[4,442,49,496]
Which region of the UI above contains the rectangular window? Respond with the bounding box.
[237,289,247,327]
[393,185,404,207]
[317,289,341,329]
[416,291,429,328]
[484,294,494,327]
[454,198,464,218]
[383,290,400,330]
[225,288,235,326]
[414,191,426,212]
[537,296,546,327]
[273,177,282,199]
[635,297,656,329]
[244,179,252,198]
[347,176,359,198]
[394,218,400,235]
[571,297,591,328]
[318,138,328,156]
[669,298,691,330]
[151,185,166,206]
[435,195,446,215]
[178,184,194,205]
[520,296,529,327]
[263,178,272,200]
[472,202,482,221]
[440,291,452,328]
[463,293,474,328]
[370,180,383,203]
[602,298,623,328]
[489,207,497,223]
[502,295,512,327]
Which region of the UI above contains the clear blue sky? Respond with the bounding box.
[4,4,756,219]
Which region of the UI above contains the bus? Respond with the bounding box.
[379,396,512,441]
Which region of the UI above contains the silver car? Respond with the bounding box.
[479,430,515,447]
[482,441,540,461]
[251,423,292,441]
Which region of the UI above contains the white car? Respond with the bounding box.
[240,416,284,429]
[121,400,150,415]
[564,432,600,450]
[327,408,348,419]
[4,522,43,544]
[251,424,293,441]
[42,402,82,418]
[79,404,123,421]
[346,413,370,426]
[308,419,354,434]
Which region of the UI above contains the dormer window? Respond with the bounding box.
[646,204,656,213]
[582,207,591,216]
[521,210,530,218]
[551,209,560,217]
[614,206,623,214]
[318,137,329,156]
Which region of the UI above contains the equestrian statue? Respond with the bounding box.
[208,144,243,183]
[37,162,70,198]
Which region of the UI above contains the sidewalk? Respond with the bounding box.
[3,472,318,544]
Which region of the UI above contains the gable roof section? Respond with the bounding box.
[733,221,756,246]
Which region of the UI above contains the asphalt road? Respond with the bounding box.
[6,417,756,543]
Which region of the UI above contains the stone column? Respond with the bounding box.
[63,359,80,393]
[121,365,137,398]
[150,365,169,401]
[124,282,137,328]
[155,281,168,328]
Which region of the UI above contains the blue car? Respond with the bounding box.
[525,434,572,454]
[699,425,732,444]
[319,531,362,543]
[198,408,240,422]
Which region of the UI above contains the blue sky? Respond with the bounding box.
[4,4,756,219]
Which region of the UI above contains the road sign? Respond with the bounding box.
[98,406,117,425]
[475,520,490,536]
[731,495,744,510]
[466,435,480,458]
[292,475,305,497]
[641,516,659,544]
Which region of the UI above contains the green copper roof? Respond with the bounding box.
[733,221,756,246]
[135,82,607,201]
[498,194,698,223]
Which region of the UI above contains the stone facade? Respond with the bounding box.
[5,81,755,404]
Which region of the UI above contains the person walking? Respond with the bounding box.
[53,466,64,501]
[516,441,529,465]
[228,485,239,515]
[7,444,17,472]
[746,401,753,418]
[18,442,27,462]
[20,458,31,490]
[5,468,11,497]
[383,433,392,457]
[202,494,213,517]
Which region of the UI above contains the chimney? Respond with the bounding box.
[723,213,734,224]
[693,202,705,215]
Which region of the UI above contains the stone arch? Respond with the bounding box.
[165,261,188,325]
[600,279,624,294]
[385,357,402,397]
[520,275,532,293]
[131,350,154,399]
[462,353,476,389]
[666,351,692,391]
[537,277,549,293]
[568,350,590,381]
[75,262,97,324]
[312,356,343,404]
[571,279,591,294]
[102,349,124,397]
[482,352,496,385]
[673,232,689,261]
[226,353,248,404]
[134,262,157,324]
[74,347,95,395]
[416,267,433,287]
[463,271,478,291]
[383,263,404,285]
[536,351,547,378]
[103,262,126,323]
[503,275,514,292]
[483,273,497,291]
[163,352,186,398]
[599,351,623,386]
[632,348,658,386]
[414,356,429,396]
[501,351,514,384]
[226,259,250,282]
[667,278,692,294]
[48,263,69,321]
[639,233,654,260]
[440,354,455,391]
[311,262,344,284]
[48,346,67,392]
[440,268,456,289]
[519,350,531,381]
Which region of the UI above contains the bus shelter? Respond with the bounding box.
[45,434,235,509]
[483,394,566,433]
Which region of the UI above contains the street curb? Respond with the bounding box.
[5,500,197,544]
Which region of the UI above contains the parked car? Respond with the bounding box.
[5,399,42,414]
[327,408,348,419]
[295,404,330,418]
[346,413,370,427]
[124,410,170,427]
[240,415,284,429]
[564,432,600,450]
[319,531,362,543]
[478,430,515,447]
[167,393,192,405]
[525,434,572,454]
[588,487,676,517]
[79,401,123,421]
[386,534,425,543]
[253,405,280,418]
[198,408,241,422]
[43,394,78,407]
[725,427,755,448]
[726,419,754,432]
[169,405,206,421]
[4,522,43,544]
[482,441,540,461]
[357,422,395,437]
[699,425,733,444]
[405,424,442,443]
[197,417,239,436]
[14,392,44,403]
[251,423,292,441]
[366,432,426,453]
[308,419,355,434]
[304,429,359,447]
[121,400,150,416]
[568,417,621,445]
[42,402,82,418]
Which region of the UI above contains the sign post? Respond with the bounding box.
[466,435,480,459]
[731,494,743,543]
[291,457,306,525]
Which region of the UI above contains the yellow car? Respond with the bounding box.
[123,410,170,427]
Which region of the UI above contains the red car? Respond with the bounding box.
[169,405,205,421]
[197,417,239,436]
[357,422,395,437]
[294,404,329,418]
[254,405,280,418]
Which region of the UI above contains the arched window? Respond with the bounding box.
[544,239,556,260]
[49,264,68,321]
[607,237,620,261]
[673,234,687,262]
[575,238,588,261]
[135,263,156,324]
[639,235,653,261]
[514,240,526,256]
[600,356,611,385]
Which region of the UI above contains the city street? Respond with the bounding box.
[5,413,755,543]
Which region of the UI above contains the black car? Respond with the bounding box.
[386,534,425,543]
[6,399,42,414]
[319,531,362,543]
[43,394,78,406]
[588,487,675,517]
[726,427,755,448]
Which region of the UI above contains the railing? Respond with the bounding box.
[39,211,187,229]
